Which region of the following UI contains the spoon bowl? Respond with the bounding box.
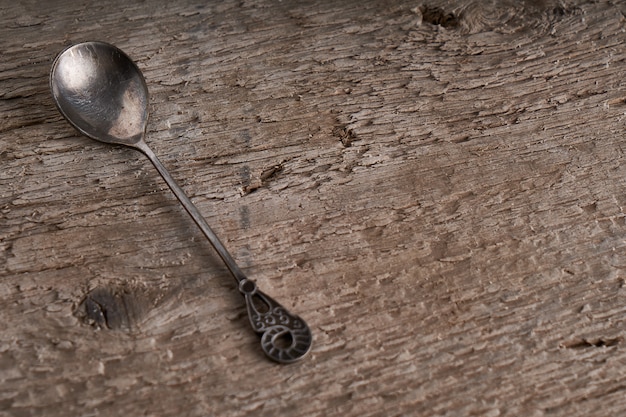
[50,41,148,146]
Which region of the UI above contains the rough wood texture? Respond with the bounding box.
[2,0,626,415]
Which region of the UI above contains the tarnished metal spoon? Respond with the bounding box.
[50,41,312,363]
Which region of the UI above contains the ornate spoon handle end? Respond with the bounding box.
[238,279,312,364]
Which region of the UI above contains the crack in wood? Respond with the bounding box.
[561,337,623,350]
[333,126,357,147]
[419,5,459,28]
[239,161,286,195]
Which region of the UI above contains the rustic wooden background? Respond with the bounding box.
[2,0,626,415]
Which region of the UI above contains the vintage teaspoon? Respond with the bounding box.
[50,41,312,363]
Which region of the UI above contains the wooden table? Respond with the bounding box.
[2,0,626,415]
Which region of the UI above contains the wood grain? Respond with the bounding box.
[2,0,626,415]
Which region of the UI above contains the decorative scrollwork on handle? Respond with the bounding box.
[238,279,312,364]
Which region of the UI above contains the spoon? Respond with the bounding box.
[50,41,312,363]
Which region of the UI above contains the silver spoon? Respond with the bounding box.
[50,41,312,363]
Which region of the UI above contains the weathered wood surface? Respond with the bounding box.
[2,0,626,415]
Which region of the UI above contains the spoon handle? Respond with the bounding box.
[135,141,312,363]
[136,141,246,282]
